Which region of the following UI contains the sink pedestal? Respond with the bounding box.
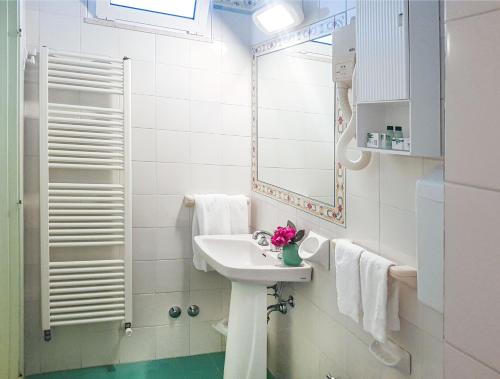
[224,281,267,379]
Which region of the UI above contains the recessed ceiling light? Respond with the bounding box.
[253,1,304,34]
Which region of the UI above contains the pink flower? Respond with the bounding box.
[271,226,296,247]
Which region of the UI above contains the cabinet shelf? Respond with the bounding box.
[358,147,411,156]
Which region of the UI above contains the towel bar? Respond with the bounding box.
[183,194,251,208]
[331,239,417,289]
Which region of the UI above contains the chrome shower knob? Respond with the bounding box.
[187,305,200,317]
[169,306,182,319]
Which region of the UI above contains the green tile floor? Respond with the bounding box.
[27,352,275,379]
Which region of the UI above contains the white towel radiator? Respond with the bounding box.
[39,47,132,341]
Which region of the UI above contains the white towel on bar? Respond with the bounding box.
[360,251,400,343]
[227,195,249,234]
[335,239,364,323]
[192,194,249,271]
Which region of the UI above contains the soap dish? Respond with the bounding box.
[368,340,411,375]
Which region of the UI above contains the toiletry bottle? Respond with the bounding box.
[386,126,394,149]
[394,126,403,139]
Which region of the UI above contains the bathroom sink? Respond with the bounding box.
[193,234,312,284]
[193,234,312,379]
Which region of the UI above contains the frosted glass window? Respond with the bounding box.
[110,0,197,19]
[95,0,210,36]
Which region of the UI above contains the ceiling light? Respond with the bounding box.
[253,1,304,34]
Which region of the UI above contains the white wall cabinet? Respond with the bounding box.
[356,0,409,102]
[356,0,441,158]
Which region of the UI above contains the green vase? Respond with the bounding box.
[283,243,302,267]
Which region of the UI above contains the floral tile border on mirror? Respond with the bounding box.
[251,15,347,226]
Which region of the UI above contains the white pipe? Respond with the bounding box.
[48,70,123,83]
[49,150,124,158]
[49,157,123,165]
[50,229,124,235]
[50,297,125,307]
[49,103,122,114]
[48,57,122,69]
[50,278,125,288]
[49,189,123,195]
[49,260,123,269]
[48,163,124,170]
[50,285,125,294]
[48,110,123,120]
[48,125,124,134]
[51,316,125,326]
[50,273,124,281]
[48,136,123,145]
[49,203,123,209]
[49,235,124,242]
[48,63,122,77]
[48,76,123,89]
[49,117,123,126]
[50,310,125,321]
[123,56,133,326]
[50,303,125,314]
[48,130,123,139]
[48,83,123,94]
[49,50,124,64]
[49,284,125,295]
[49,222,124,230]
[49,216,124,221]
[49,291,124,301]
[39,46,51,332]
[49,183,123,189]
[49,209,124,214]
[50,241,125,247]
[335,66,371,171]
[48,143,124,152]
[50,267,123,274]
[51,304,124,314]
[49,196,124,201]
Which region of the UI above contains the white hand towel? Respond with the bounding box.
[360,251,400,343]
[227,195,249,234]
[192,194,231,271]
[191,194,249,271]
[335,239,364,323]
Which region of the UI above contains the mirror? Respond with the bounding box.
[251,19,345,225]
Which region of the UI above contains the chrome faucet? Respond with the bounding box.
[252,230,273,246]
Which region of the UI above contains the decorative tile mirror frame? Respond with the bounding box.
[251,14,348,226]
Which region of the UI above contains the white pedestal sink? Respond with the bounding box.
[194,235,312,379]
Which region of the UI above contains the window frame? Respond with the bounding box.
[95,0,211,35]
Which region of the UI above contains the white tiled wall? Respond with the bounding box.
[23,1,252,375]
[254,152,444,379]
[444,2,500,378]
[250,3,445,378]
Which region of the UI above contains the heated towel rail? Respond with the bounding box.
[39,47,132,341]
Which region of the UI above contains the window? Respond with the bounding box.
[110,0,197,19]
[95,0,211,36]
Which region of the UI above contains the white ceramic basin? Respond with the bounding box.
[193,234,312,284]
[193,234,312,379]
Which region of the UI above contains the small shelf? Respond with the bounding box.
[358,147,411,156]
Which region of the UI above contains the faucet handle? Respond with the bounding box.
[257,235,270,246]
[252,230,272,240]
